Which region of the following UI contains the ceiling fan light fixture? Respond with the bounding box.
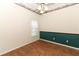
[37,3,48,14]
[40,10,44,14]
[37,5,42,10]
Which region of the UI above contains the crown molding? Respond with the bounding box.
[15,3,79,15]
[44,3,78,14]
[15,3,41,15]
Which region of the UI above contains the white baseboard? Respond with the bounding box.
[0,39,38,56]
[40,39,79,50]
[0,39,78,56]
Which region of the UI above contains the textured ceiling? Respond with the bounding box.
[16,3,78,15]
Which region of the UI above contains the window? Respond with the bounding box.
[32,20,38,37]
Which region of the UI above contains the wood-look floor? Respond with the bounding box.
[2,40,79,56]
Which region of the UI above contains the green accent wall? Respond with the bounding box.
[40,31,79,48]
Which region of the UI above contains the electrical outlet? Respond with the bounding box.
[53,37,55,40]
[66,40,69,43]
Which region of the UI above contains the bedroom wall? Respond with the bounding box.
[0,3,40,55]
[39,4,79,34]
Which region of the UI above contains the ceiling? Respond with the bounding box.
[15,3,78,15]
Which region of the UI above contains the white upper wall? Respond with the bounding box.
[39,4,79,34]
[0,3,40,54]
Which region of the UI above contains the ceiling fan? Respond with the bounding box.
[37,3,48,14]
